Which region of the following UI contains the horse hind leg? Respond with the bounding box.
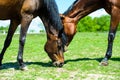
[100,8,120,66]
[0,20,19,68]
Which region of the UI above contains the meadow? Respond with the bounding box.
[0,32,120,80]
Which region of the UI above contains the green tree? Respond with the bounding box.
[0,26,9,33]
[76,15,117,32]
[94,15,110,31]
[77,16,99,32]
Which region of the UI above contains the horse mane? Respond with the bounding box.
[63,0,78,15]
[44,0,63,31]
[44,0,67,45]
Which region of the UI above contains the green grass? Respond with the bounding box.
[0,32,120,80]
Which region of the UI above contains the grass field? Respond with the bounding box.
[0,32,120,80]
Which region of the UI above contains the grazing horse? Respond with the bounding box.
[0,0,67,70]
[61,0,120,66]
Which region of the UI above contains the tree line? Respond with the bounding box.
[77,15,120,32]
[0,26,20,34]
[0,26,9,33]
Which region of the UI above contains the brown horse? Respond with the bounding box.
[0,0,67,70]
[61,0,120,66]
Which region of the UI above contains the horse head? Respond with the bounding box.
[60,0,102,46]
[44,28,67,67]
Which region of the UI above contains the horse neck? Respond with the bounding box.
[64,0,103,24]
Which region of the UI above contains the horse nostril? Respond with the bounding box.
[53,61,58,67]
[59,62,64,67]
[54,62,58,66]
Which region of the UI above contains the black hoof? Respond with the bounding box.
[100,60,109,66]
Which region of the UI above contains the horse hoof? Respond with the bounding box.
[19,66,28,71]
[100,61,109,66]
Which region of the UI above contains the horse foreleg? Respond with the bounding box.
[17,13,33,70]
[101,8,120,66]
[0,20,19,68]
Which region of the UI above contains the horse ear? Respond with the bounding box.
[60,14,65,20]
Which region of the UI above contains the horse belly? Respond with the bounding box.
[0,8,15,20]
[0,0,22,20]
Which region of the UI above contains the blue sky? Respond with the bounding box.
[0,0,108,32]
[55,0,76,13]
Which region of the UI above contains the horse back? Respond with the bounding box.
[0,0,43,20]
[0,0,24,19]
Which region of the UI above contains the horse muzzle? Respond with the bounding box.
[53,61,64,67]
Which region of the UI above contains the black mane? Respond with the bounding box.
[44,0,63,31]
[44,0,67,45]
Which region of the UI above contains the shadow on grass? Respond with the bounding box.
[0,57,120,70]
[65,58,102,64]
[0,62,19,70]
[0,61,53,70]
[25,61,53,67]
[65,57,120,64]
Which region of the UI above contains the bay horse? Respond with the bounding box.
[61,0,120,66]
[0,0,67,70]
